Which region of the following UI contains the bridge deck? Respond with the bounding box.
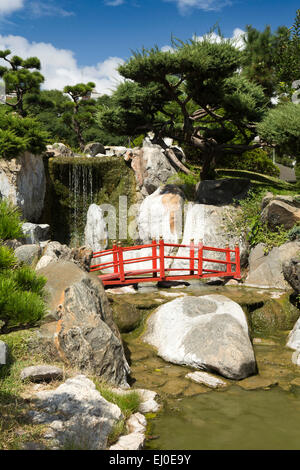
[90,239,241,286]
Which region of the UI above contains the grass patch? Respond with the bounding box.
[94,380,140,419]
[0,329,65,450]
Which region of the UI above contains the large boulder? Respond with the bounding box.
[143,295,257,380]
[14,244,41,266]
[84,142,106,157]
[37,261,129,386]
[283,258,300,293]
[0,151,46,222]
[195,178,251,206]
[46,143,74,158]
[105,146,128,157]
[125,140,177,197]
[261,197,300,230]
[287,317,300,352]
[245,241,300,289]
[0,340,8,365]
[138,185,185,243]
[30,375,123,450]
[35,241,92,272]
[171,202,247,275]
[84,204,108,253]
[22,223,50,245]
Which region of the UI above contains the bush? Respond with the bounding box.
[0,108,48,159]
[225,189,290,252]
[0,200,23,240]
[0,201,47,330]
[220,148,280,177]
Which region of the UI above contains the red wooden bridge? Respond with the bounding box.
[90,238,241,286]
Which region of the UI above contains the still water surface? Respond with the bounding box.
[147,386,300,450]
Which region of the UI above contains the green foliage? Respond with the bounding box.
[288,224,300,241]
[225,189,290,252]
[96,35,268,180]
[221,148,280,177]
[0,108,48,159]
[0,201,46,329]
[95,381,140,419]
[257,103,300,157]
[0,49,44,116]
[0,200,23,241]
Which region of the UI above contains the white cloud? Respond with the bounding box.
[161,28,246,52]
[194,27,246,49]
[0,34,125,94]
[28,1,74,18]
[104,0,125,5]
[164,0,232,14]
[0,0,25,15]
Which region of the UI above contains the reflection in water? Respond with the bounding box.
[147,386,300,450]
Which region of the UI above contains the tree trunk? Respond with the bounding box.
[154,137,191,175]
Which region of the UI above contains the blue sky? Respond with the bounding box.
[0,0,299,93]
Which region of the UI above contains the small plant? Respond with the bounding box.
[0,200,23,241]
[0,200,47,330]
[225,189,290,252]
[95,381,140,419]
[288,224,300,241]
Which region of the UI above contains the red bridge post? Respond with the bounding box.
[112,240,118,274]
[198,239,203,278]
[190,238,195,275]
[152,239,157,278]
[226,243,232,275]
[159,236,165,281]
[118,241,125,283]
[235,243,241,279]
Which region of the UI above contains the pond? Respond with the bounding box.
[146,386,300,450]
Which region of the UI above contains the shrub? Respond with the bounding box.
[0,108,48,159]
[225,189,290,252]
[220,148,280,177]
[0,200,23,240]
[0,201,47,330]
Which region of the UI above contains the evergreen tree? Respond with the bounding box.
[0,49,44,116]
[97,38,267,179]
[62,82,97,150]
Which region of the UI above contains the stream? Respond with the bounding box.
[113,284,300,450]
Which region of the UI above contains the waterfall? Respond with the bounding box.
[68,163,97,247]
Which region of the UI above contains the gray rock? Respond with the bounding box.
[22,223,50,244]
[287,317,300,351]
[110,432,145,451]
[84,142,106,157]
[126,413,147,434]
[105,146,128,157]
[195,178,251,206]
[35,241,92,272]
[46,143,74,158]
[138,185,185,245]
[143,295,257,380]
[185,371,228,389]
[283,258,300,293]
[14,244,41,265]
[37,261,129,387]
[245,241,300,289]
[20,365,63,382]
[0,340,8,365]
[261,199,300,230]
[31,375,123,450]
[84,204,108,252]
[125,141,177,197]
[0,151,46,222]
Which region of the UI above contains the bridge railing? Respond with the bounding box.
[90,238,241,286]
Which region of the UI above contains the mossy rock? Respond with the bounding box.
[40,156,136,246]
[249,293,300,335]
[111,299,143,333]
